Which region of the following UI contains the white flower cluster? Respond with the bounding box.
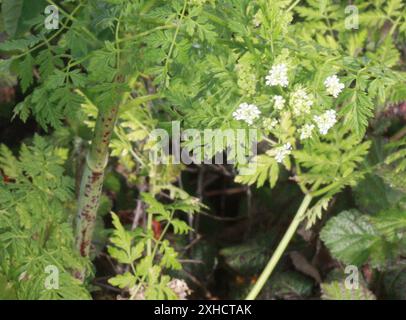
[233,103,261,125]
[232,61,343,166]
[128,278,191,300]
[314,109,337,135]
[275,143,292,163]
[289,87,313,116]
[324,74,344,98]
[263,118,278,129]
[167,279,192,300]
[273,95,285,110]
[265,63,289,87]
[299,124,315,140]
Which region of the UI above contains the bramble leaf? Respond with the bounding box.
[321,281,376,300]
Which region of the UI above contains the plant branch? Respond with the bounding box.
[74,12,125,280]
[390,125,406,142]
[74,105,119,266]
[245,193,313,300]
[162,0,188,86]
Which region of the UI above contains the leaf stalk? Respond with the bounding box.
[245,193,313,300]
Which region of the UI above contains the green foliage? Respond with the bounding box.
[268,272,314,299]
[0,274,17,299]
[235,154,279,188]
[321,210,383,266]
[353,173,397,214]
[321,209,406,268]
[383,138,406,182]
[340,90,374,138]
[0,0,405,300]
[1,0,23,37]
[321,281,376,300]
[108,213,145,265]
[107,213,178,299]
[220,233,276,275]
[319,131,406,299]
[107,189,200,299]
[0,136,90,299]
[381,266,406,299]
[303,196,330,229]
[1,0,45,37]
[295,127,371,196]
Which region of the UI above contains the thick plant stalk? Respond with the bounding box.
[75,106,119,260]
[245,194,313,300]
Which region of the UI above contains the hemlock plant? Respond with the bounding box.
[0,0,405,300]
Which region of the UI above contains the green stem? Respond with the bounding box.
[162,0,188,86]
[118,24,176,44]
[75,7,126,279]
[245,193,313,300]
[12,4,82,60]
[46,0,100,44]
[74,106,119,265]
[129,212,173,300]
[146,211,152,257]
[287,0,301,12]
[388,15,402,37]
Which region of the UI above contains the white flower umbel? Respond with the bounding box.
[290,87,313,116]
[263,118,278,129]
[324,75,345,98]
[274,143,292,163]
[299,124,315,140]
[265,63,289,87]
[314,109,337,135]
[273,95,286,110]
[233,103,261,125]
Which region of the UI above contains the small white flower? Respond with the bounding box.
[324,74,345,98]
[265,63,289,87]
[233,103,261,125]
[275,143,292,163]
[273,95,286,110]
[314,109,337,135]
[263,118,278,129]
[167,279,192,300]
[290,87,313,116]
[299,124,315,140]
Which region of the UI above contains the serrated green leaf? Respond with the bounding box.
[320,210,380,266]
[2,0,23,37]
[304,197,330,229]
[108,272,136,289]
[321,281,376,300]
[340,90,374,138]
[18,54,34,92]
